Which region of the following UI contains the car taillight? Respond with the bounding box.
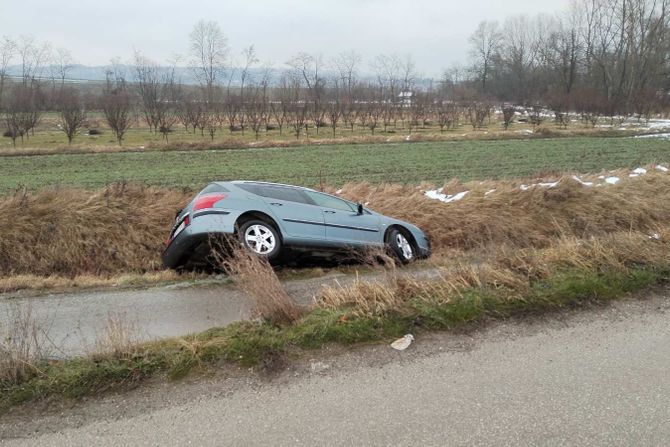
[193,193,226,212]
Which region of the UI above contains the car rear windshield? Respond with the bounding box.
[199,183,229,195]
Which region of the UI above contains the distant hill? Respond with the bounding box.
[4,64,436,89]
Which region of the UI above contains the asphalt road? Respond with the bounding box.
[2,291,669,446]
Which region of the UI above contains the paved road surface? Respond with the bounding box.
[2,292,669,446]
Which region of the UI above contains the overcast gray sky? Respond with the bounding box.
[1,0,570,76]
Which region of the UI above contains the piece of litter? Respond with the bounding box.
[484,189,496,196]
[649,233,661,240]
[605,176,620,185]
[538,181,559,188]
[335,189,343,195]
[520,184,530,191]
[656,165,669,172]
[391,334,414,351]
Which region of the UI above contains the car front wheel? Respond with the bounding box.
[386,228,415,264]
[238,220,282,260]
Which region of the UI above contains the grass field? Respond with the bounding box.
[1,137,669,192]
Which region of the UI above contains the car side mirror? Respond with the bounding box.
[357,203,364,215]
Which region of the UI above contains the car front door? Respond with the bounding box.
[303,191,382,246]
[254,185,326,241]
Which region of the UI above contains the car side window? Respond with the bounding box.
[304,191,356,212]
[259,185,313,205]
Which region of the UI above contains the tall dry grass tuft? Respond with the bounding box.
[91,312,140,360]
[0,305,48,386]
[215,242,302,325]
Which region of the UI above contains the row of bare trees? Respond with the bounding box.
[463,0,670,118]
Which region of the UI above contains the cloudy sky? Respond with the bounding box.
[1,0,570,76]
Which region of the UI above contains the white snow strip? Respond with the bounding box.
[538,181,559,188]
[635,132,670,139]
[571,175,594,187]
[605,176,620,185]
[424,190,469,203]
[656,165,669,172]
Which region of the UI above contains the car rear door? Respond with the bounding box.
[303,191,382,246]
[253,185,326,241]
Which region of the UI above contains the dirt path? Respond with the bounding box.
[0,268,439,357]
[2,290,669,445]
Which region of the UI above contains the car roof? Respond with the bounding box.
[221,180,317,192]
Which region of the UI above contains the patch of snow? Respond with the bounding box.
[484,189,496,196]
[571,175,594,187]
[538,181,559,188]
[634,132,670,139]
[631,167,647,175]
[424,189,469,203]
[656,165,669,172]
[520,184,530,191]
[335,189,343,195]
[605,176,620,185]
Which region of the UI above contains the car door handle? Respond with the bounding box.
[269,202,283,206]
[324,210,336,214]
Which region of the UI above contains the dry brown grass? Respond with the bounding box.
[0,183,191,277]
[316,230,670,317]
[331,169,670,255]
[91,312,141,360]
[0,304,48,386]
[216,243,302,325]
[2,169,670,285]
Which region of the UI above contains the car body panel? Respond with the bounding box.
[162,181,431,268]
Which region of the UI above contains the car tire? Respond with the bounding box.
[237,219,282,261]
[386,228,416,264]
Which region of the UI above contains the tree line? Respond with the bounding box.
[0,0,668,146]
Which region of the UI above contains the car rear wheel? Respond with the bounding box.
[386,228,415,264]
[238,220,281,260]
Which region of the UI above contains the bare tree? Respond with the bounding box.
[287,52,326,133]
[502,105,515,129]
[0,37,15,110]
[133,52,161,133]
[101,68,132,145]
[189,20,228,102]
[57,87,87,144]
[49,47,74,89]
[468,21,503,93]
[15,36,51,86]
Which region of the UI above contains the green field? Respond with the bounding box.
[1,137,668,192]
